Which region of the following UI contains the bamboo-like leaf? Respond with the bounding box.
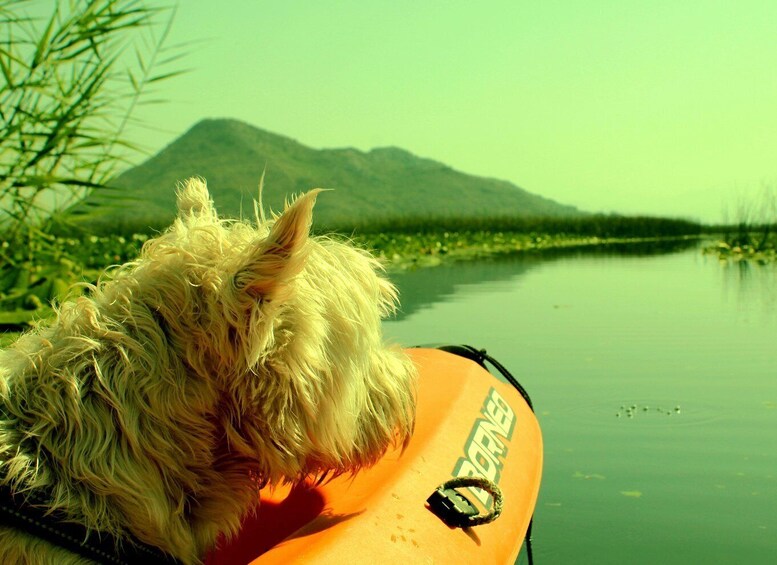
[147,69,186,84]
[31,6,58,68]
[157,50,190,67]
[127,68,139,92]
[135,97,169,106]
[0,52,13,88]
[1,0,187,293]
[134,47,147,74]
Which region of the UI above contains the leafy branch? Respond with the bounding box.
[0,0,186,310]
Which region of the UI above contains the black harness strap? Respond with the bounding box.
[0,475,184,565]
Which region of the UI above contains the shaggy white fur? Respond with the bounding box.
[0,178,416,564]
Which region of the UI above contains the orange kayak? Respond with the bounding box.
[205,346,543,564]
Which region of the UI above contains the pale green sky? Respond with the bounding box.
[127,0,777,223]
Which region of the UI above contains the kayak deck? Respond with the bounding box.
[205,347,543,564]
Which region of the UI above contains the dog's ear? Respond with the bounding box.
[176,177,216,219]
[233,189,322,301]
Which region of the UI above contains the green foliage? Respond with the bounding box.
[0,213,702,327]
[0,230,147,314]
[340,214,701,269]
[0,0,184,309]
[335,213,702,238]
[355,228,701,270]
[0,330,21,347]
[706,186,777,262]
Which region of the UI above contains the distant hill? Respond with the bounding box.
[75,119,582,232]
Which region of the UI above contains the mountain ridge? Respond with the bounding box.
[76,118,582,232]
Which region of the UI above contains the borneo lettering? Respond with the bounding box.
[452,387,516,507]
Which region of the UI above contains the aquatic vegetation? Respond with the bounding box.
[0,211,703,326]
[615,403,681,419]
[707,186,777,263]
[339,213,701,239]
[704,237,777,263]
[356,231,701,271]
[344,214,701,270]
[0,221,703,327]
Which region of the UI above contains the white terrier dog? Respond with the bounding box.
[0,178,416,564]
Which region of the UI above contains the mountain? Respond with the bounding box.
[76,119,582,232]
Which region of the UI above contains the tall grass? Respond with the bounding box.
[322,213,702,239]
[706,186,777,261]
[46,212,704,274]
[0,0,185,308]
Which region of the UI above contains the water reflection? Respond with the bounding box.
[718,258,777,316]
[390,238,701,321]
[383,241,777,564]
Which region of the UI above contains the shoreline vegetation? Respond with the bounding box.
[2,211,775,332]
[359,231,702,270]
[1,213,705,331]
[330,214,704,268]
[703,240,777,263]
[701,221,776,263]
[703,186,777,263]
[0,230,698,335]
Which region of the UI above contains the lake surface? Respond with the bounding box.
[383,241,777,564]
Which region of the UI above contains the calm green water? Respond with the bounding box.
[383,242,777,564]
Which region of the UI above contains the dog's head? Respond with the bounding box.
[0,178,415,558]
[121,178,415,484]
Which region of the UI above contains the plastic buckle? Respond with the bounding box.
[426,486,479,528]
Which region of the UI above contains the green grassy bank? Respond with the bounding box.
[359,231,701,270]
[1,213,705,330]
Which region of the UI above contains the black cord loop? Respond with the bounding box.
[431,476,504,528]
